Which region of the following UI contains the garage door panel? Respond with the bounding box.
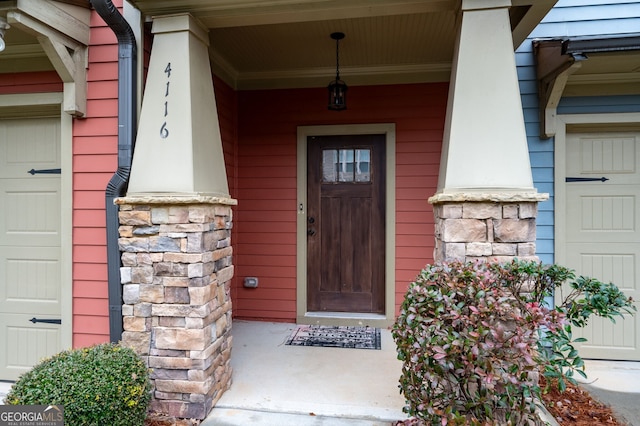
[564,244,639,295]
[564,244,640,360]
[0,119,60,179]
[564,132,640,361]
[573,313,639,361]
[0,179,61,247]
[566,187,639,243]
[567,134,639,183]
[0,314,61,381]
[0,247,61,315]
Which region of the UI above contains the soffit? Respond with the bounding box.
[130,0,557,90]
[0,0,558,90]
[564,51,640,97]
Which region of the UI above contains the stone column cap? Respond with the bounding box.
[115,194,238,206]
[429,191,549,204]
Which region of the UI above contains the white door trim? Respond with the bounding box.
[0,93,72,351]
[296,123,396,327]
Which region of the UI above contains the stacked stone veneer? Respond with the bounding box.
[115,197,236,420]
[429,193,549,263]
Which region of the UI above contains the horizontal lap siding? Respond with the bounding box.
[72,5,121,348]
[0,72,62,94]
[235,83,446,321]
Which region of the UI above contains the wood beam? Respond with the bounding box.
[6,0,89,117]
[17,0,90,45]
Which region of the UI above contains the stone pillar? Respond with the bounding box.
[429,193,548,263]
[431,0,549,262]
[116,196,236,420]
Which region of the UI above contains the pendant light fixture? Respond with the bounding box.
[328,32,347,111]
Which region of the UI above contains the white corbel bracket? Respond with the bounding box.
[7,0,89,117]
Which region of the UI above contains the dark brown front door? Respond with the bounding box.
[307,134,385,313]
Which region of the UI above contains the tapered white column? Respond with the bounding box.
[436,0,535,194]
[127,14,229,198]
[430,0,547,264]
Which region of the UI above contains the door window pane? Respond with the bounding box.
[322,150,338,182]
[355,149,370,182]
[339,149,354,182]
[322,148,371,183]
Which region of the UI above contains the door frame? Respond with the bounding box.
[296,123,396,327]
[554,112,640,267]
[0,93,72,352]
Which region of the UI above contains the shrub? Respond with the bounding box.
[392,260,635,425]
[393,261,546,425]
[5,343,151,426]
[490,260,636,391]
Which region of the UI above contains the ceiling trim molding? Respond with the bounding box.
[232,62,452,90]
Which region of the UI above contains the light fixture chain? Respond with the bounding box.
[335,37,340,80]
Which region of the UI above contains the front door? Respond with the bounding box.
[307,134,385,313]
[0,117,63,380]
[563,132,640,361]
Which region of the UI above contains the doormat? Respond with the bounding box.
[285,325,381,350]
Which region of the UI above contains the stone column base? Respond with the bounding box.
[115,195,236,420]
[429,192,548,263]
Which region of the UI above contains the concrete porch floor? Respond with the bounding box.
[3,320,638,424]
[202,320,408,425]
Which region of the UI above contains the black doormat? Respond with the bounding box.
[285,325,381,350]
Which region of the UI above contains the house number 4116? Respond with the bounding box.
[160,62,171,139]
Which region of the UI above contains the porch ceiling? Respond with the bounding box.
[131,0,558,90]
[0,0,559,90]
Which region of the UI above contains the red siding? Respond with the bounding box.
[234,83,446,322]
[70,2,122,347]
[0,71,62,94]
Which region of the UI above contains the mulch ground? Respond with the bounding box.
[392,377,625,426]
[144,413,201,426]
[540,377,623,425]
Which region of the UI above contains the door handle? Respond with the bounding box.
[29,317,62,325]
[565,176,609,182]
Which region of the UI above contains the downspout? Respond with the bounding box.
[90,0,137,342]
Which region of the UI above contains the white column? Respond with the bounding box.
[436,0,535,195]
[127,14,229,198]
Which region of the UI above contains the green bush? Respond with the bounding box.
[393,261,544,425]
[392,260,635,425]
[489,260,636,391]
[5,343,151,426]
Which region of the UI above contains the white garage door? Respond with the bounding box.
[0,117,62,380]
[564,132,640,361]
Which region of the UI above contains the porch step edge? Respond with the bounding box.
[201,407,395,426]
